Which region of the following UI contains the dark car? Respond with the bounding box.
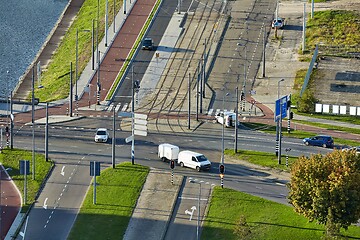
[142,37,154,50]
[303,135,334,148]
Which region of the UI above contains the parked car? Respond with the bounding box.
[215,111,238,127]
[271,17,284,29]
[142,37,154,50]
[177,150,211,172]
[303,135,334,148]
[95,128,109,143]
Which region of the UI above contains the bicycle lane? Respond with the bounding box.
[1,164,21,240]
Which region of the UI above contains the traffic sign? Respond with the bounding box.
[134,113,147,119]
[134,113,148,136]
[125,135,133,143]
[134,118,147,126]
[118,112,132,117]
[134,130,147,136]
[274,95,288,122]
[90,161,100,176]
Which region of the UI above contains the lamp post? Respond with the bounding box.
[0,167,12,239]
[221,92,229,165]
[76,28,91,114]
[276,78,285,163]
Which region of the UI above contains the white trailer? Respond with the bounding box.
[158,143,179,162]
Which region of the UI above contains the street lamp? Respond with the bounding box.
[221,92,230,165]
[277,78,285,163]
[0,167,12,239]
[189,179,204,240]
[277,78,284,99]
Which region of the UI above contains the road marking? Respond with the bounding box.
[43,198,48,209]
[60,166,65,176]
[178,197,208,201]
[185,206,196,221]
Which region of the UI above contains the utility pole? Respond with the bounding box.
[234,87,238,153]
[105,0,108,47]
[188,73,191,130]
[262,25,266,77]
[69,62,73,117]
[45,102,49,161]
[10,91,13,149]
[32,67,35,180]
[131,65,135,165]
[112,107,116,168]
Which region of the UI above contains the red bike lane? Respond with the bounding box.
[0,165,21,240]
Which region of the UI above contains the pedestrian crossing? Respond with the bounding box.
[85,102,239,119]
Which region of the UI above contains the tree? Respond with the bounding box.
[288,149,360,237]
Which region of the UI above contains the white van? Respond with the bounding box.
[158,143,179,162]
[177,150,211,172]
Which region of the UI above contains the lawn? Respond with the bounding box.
[202,187,360,240]
[35,0,122,102]
[225,149,296,171]
[67,162,149,240]
[242,122,360,147]
[0,148,53,212]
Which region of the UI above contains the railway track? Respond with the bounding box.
[138,0,224,133]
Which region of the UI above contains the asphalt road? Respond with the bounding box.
[7,0,338,238]
[11,115,332,239]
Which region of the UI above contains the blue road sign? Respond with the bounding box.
[90,161,100,176]
[19,160,30,175]
[274,95,288,122]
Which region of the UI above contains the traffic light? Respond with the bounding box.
[170,160,175,169]
[219,164,225,174]
[240,92,245,101]
[289,112,294,120]
[287,99,291,109]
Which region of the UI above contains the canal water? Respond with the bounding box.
[0,0,69,98]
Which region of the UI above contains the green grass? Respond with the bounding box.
[242,122,360,147]
[225,149,296,171]
[35,0,123,102]
[68,162,149,240]
[306,10,360,50]
[202,187,360,240]
[0,148,53,212]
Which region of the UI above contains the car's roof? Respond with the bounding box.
[144,37,152,40]
[97,128,108,131]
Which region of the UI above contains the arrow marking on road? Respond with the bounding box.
[185,206,197,221]
[43,198,48,209]
[61,166,65,176]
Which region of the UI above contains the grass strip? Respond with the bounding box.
[242,122,360,146]
[202,187,360,240]
[225,149,296,171]
[68,162,149,240]
[0,148,53,212]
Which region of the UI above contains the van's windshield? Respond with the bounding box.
[197,155,208,162]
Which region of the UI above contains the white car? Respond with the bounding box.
[95,128,109,143]
[215,111,237,127]
[272,17,284,29]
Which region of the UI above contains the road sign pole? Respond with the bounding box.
[24,161,27,204]
[112,107,116,168]
[93,161,96,204]
[131,65,135,165]
[278,107,282,164]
